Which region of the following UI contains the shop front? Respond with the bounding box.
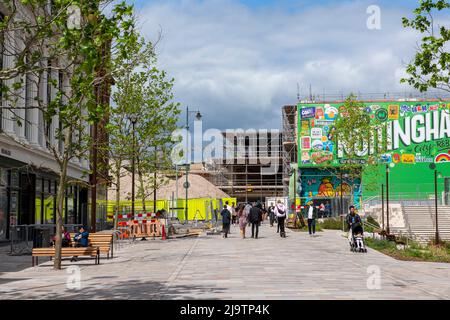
[0,156,89,242]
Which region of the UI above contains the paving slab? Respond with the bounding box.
[0,223,449,299]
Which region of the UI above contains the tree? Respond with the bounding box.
[0,0,136,270]
[332,94,389,205]
[402,0,450,92]
[108,35,180,219]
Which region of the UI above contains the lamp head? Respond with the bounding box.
[129,114,138,124]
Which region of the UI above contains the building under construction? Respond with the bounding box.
[199,131,283,203]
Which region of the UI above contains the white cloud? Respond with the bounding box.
[134,0,424,130]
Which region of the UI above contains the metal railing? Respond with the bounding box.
[9,224,82,255]
[363,192,450,210]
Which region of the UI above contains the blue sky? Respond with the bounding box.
[125,0,447,130]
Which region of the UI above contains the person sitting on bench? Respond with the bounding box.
[71,226,89,262]
[51,226,71,247]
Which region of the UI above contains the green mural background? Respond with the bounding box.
[297,101,450,201]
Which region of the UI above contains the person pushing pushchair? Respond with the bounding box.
[345,206,367,253]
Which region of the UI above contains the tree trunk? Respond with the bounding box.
[136,155,146,212]
[54,127,72,270]
[138,170,146,212]
[114,159,122,230]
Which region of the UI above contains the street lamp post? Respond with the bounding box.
[429,164,442,245]
[386,165,390,235]
[129,115,138,219]
[154,145,157,214]
[381,184,385,234]
[340,169,343,216]
[184,106,202,223]
[434,169,440,245]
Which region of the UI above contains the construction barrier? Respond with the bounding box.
[106,197,237,223]
[130,213,152,239]
[117,214,133,239]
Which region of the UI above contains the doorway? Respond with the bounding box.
[19,173,36,225]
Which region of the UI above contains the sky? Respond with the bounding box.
[125,0,446,131]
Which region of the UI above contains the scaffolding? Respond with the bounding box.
[282,105,298,197]
[201,131,283,203]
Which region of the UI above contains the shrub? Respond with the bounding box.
[319,218,344,230]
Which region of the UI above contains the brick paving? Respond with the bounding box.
[0,223,449,300]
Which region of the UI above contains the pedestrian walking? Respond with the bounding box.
[231,202,237,225]
[262,203,268,223]
[237,204,248,239]
[225,201,234,233]
[221,206,231,238]
[274,200,287,237]
[325,201,332,218]
[249,202,263,239]
[319,202,325,218]
[304,201,318,236]
[268,203,275,227]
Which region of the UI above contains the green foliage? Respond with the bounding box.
[330,94,392,199]
[365,238,396,251]
[108,32,180,210]
[402,0,450,92]
[365,237,450,263]
[318,218,344,230]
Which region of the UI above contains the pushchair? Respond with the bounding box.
[349,222,367,253]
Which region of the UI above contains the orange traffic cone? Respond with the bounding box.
[162,225,167,240]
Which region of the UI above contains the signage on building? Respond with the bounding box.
[1,148,11,156]
[298,101,450,167]
[300,107,316,119]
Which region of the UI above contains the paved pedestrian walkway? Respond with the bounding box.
[0,223,449,299]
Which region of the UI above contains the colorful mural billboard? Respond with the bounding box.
[298,168,362,208]
[298,101,450,168]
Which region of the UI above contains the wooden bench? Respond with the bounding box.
[32,247,100,266]
[89,233,114,259]
[70,233,114,259]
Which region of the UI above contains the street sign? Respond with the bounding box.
[183,181,190,189]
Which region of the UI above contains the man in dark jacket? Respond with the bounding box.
[304,201,318,236]
[249,202,263,239]
[73,226,89,247]
[345,206,361,231]
[71,226,89,262]
[221,206,231,238]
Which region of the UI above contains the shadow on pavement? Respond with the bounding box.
[1,279,227,300]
